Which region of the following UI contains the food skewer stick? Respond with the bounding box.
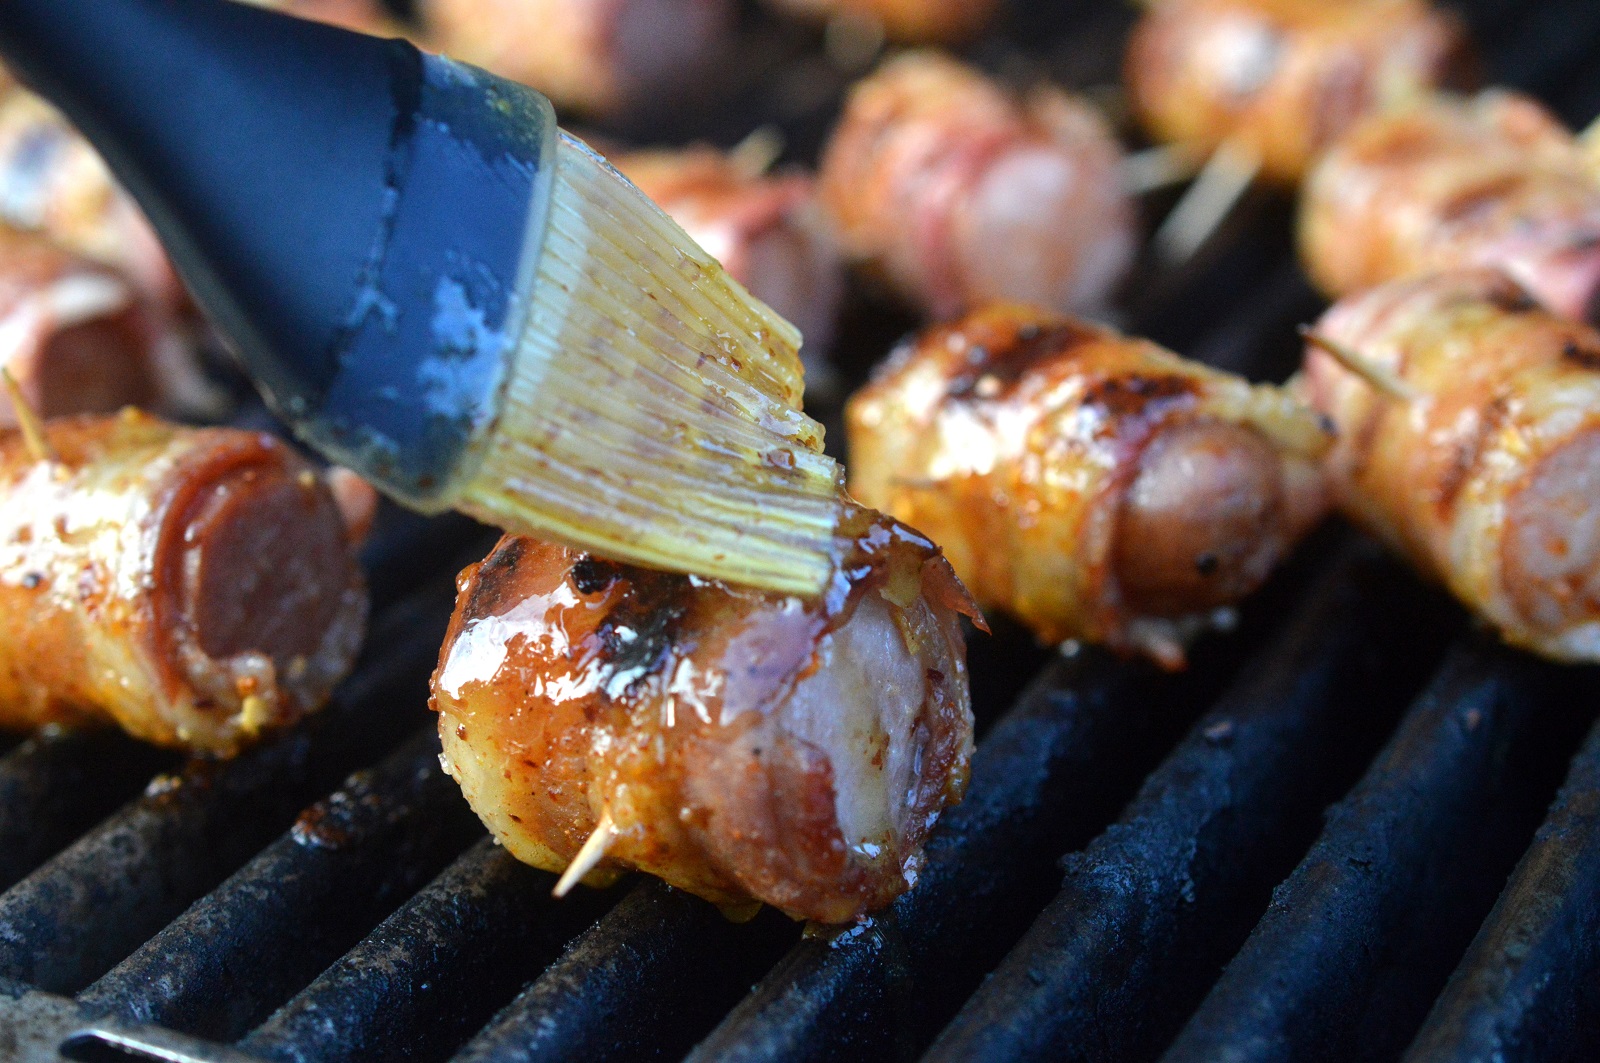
[728,125,786,181]
[552,809,618,898]
[0,365,54,462]
[1152,139,1261,265]
[1120,142,1204,195]
[1298,326,1420,402]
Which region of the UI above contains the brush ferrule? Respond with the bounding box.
[268,53,557,506]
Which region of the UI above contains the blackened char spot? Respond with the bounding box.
[463,537,529,617]
[597,577,690,698]
[947,321,1103,400]
[1437,394,1510,515]
[1080,373,1197,419]
[1562,338,1600,372]
[571,557,620,594]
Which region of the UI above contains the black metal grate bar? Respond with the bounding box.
[240,839,614,1063]
[0,582,457,995]
[1159,642,1594,1063]
[1402,710,1600,1063]
[679,628,1265,1063]
[74,728,483,1042]
[921,542,1459,1063]
[0,732,171,894]
[451,880,798,1063]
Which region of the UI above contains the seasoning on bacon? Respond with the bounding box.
[0,409,369,756]
[819,52,1135,320]
[0,226,209,431]
[759,0,1000,44]
[431,510,978,923]
[1298,269,1600,662]
[1125,0,1471,186]
[847,303,1331,668]
[413,0,733,117]
[1300,89,1600,322]
[615,145,845,367]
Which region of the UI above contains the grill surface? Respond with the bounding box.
[4,1,1600,1061]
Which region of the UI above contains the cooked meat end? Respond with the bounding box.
[1503,428,1600,631]
[1115,420,1286,616]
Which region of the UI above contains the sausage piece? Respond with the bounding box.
[615,146,845,364]
[1298,269,1600,662]
[819,52,1135,320]
[0,226,210,430]
[414,0,733,117]
[431,512,977,923]
[1300,90,1600,322]
[1126,0,1471,186]
[0,410,369,756]
[847,303,1330,667]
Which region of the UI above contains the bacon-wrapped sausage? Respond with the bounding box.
[819,52,1135,320]
[1300,90,1600,323]
[0,410,369,756]
[431,513,977,923]
[1299,269,1600,662]
[759,0,999,45]
[615,146,844,363]
[847,303,1330,667]
[0,227,209,430]
[0,92,179,309]
[414,0,733,117]
[1126,0,1471,186]
[239,0,399,34]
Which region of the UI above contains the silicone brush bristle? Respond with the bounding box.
[455,133,849,595]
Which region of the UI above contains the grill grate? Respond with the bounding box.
[5,0,1600,1060]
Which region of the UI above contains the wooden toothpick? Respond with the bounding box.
[553,810,617,898]
[1,366,55,463]
[1121,143,1203,196]
[730,125,786,181]
[1299,327,1420,402]
[1152,139,1262,266]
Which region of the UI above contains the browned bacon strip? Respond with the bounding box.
[760,0,1000,44]
[1126,0,1471,186]
[0,410,369,756]
[1300,90,1600,322]
[848,303,1330,667]
[819,52,1134,320]
[431,512,977,922]
[1298,269,1600,661]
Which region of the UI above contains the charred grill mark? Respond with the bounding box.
[947,321,1102,400]
[1561,338,1600,371]
[1437,174,1528,228]
[1438,394,1510,515]
[1080,373,1197,419]
[462,538,529,617]
[571,557,620,595]
[1487,284,1540,314]
[596,576,691,699]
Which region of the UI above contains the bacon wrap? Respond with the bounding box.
[1299,270,1600,662]
[0,93,181,310]
[760,0,1000,44]
[431,512,978,923]
[239,0,399,33]
[616,147,844,359]
[819,52,1134,319]
[1126,0,1471,186]
[1300,90,1600,323]
[0,411,369,756]
[847,304,1330,667]
[416,0,732,116]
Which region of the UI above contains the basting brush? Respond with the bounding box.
[0,0,848,594]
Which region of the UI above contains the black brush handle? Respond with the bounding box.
[0,0,557,506]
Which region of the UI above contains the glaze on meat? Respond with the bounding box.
[431,513,977,923]
[1300,90,1600,322]
[616,146,844,367]
[415,0,733,116]
[1298,269,1600,661]
[819,52,1135,320]
[0,410,369,755]
[1126,0,1471,186]
[848,303,1330,667]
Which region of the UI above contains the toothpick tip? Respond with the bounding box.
[553,810,617,898]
